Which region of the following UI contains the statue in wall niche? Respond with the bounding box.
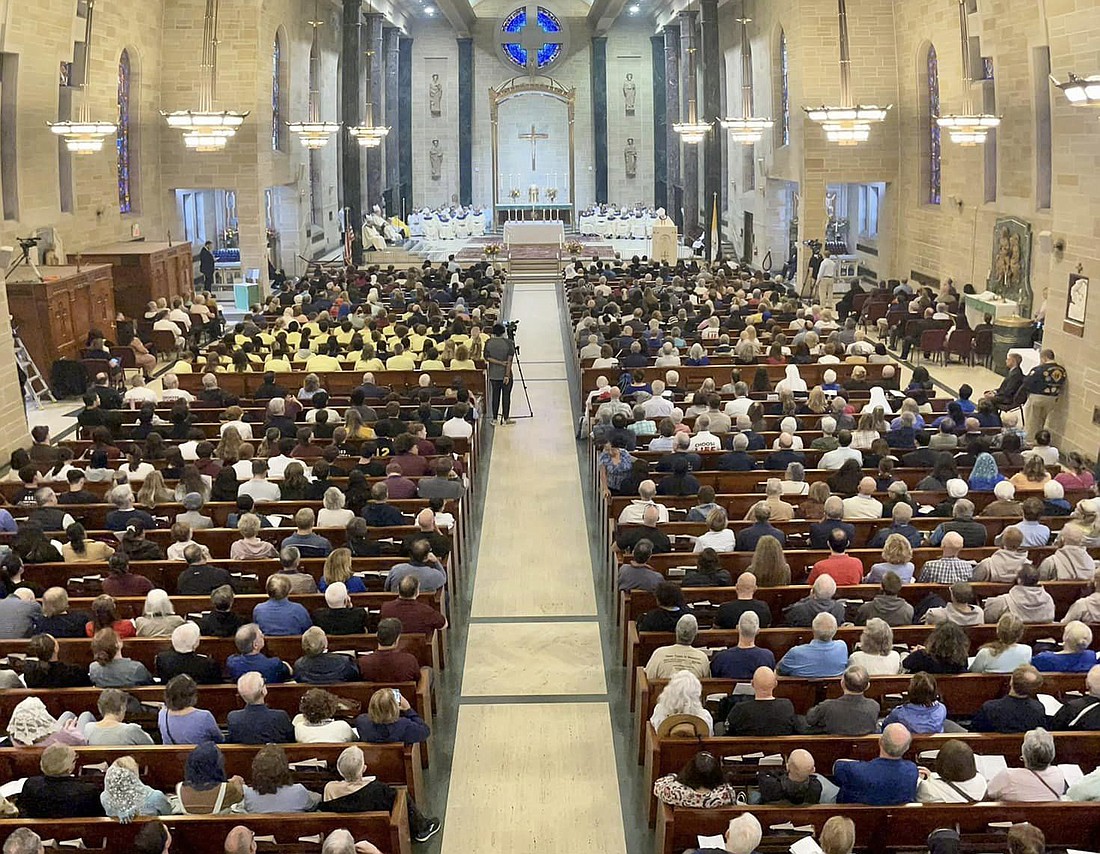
[623,72,637,114]
[429,140,443,180]
[429,74,443,117]
[624,138,638,178]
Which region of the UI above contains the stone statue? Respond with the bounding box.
[429,140,443,180]
[623,73,636,114]
[429,73,443,117]
[624,138,638,179]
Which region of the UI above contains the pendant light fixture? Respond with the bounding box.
[804,0,890,144]
[161,0,249,151]
[348,0,390,148]
[936,0,1000,145]
[47,0,117,155]
[1050,73,1100,107]
[721,13,773,144]
[288,0,341,149]
[673,43,711,145]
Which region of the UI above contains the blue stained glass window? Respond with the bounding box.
[501,6,563,70]
[779,31,789,146]
[117,50,131,214]
[927,44,941,206]
[272,35,283,151]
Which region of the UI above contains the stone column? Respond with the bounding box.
[383,25,400,216]
[591,36,608,204]
[699,0,722,258]
[651,34,668,212]
[663,25,680,225]
[364,12,384,209]
[398,36,413,220]
[457,37,474,206]
[341,0,363,263]
[679,12,699,236]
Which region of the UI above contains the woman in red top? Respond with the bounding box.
[85,593,136,638]
[1055,452,1097,494]
[101,553,155,598]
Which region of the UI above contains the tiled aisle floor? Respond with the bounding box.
[438,280,628,854]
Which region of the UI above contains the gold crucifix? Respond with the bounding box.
[517,124,549,170]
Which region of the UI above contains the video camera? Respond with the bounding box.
[504,319,519,341]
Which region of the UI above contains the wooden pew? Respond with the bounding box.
[0,742,423,804]
[0,630,440,675]
[642,729,1100,825]
[0,806,411,854]
[655,802,1100,854]
[580,363,895,396]
[176,369,486,398]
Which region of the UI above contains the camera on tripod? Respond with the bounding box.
[504,319,519,341]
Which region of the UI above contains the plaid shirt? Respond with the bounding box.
[919,557,976,584]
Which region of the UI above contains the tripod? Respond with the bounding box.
[5,237,44,283]
[507,340,535,420]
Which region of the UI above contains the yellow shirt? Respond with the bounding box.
[353,358,386,372]
[408,333,427,353]
[305,354,343,372]
[304,321,323,336]
[386,354,417,370]
[449,359,476,370]
[419,359,445,371]
[172,360,193,374]
[334,328,356,345]
[264,357,292,373]
[284,331,302,348]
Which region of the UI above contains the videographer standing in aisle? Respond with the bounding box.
[485,323,517,425]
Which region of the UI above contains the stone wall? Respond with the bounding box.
[409,19,462,209]
[605,19,654,207]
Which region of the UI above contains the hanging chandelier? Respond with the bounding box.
[47,0,117,155]
[288,0,340,149]
[1050,73,1100,107]
[349,1,390,148]
[721,14,773,144]
[673,44,711,145]
[936,0,1000,145]
[161,0,248,151]
[804,0,890,144]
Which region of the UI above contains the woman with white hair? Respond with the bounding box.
[134,589,184,637]
[987,728,1065,801]
[649,670,713,734]
[654,342,681,368]
[317,487,355,528]
[685,342,710,367]
[848,618,903,675]
[1039,524,1095,580]
[1030,621,1097,672]
[1062,498,1100,547]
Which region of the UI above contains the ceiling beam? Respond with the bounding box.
[432,0,477,37]
[364,0,412,33]
[588,0,632,36]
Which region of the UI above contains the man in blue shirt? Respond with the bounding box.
[252,575,312,636]
[385,540,448,593]
[734,505,786,551]
[280,508,334,557]
[711,611,776,679]
[227,671,295,743]
[776,612,848,678]
[226,623,291,683]
[834,723,918,804]
[868,502,923,549]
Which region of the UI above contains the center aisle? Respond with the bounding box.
[439,279,628,853]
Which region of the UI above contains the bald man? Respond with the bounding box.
[224,827,256,854]
[757,748,824,805]
[834,722,918,804]
[402,507,452,559]
[714,572,773,629]
[724,666,798,736]
[917,532,977,584]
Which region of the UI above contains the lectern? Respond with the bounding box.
[652,222,679,264]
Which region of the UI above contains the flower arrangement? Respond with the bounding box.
[509,188,520,201]
[483,243,503,257]
[564,240,585,256]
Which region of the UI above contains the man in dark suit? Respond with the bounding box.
[199,241,216,287]
[764,434,806,471]
[971,664,1048,732]
[226,671,295,744]
[809,497,857,549]
[735,505,786,551]
[987,352,1025,410]
[155,622,223,684]
[717,433,758,471]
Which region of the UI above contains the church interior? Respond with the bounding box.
[0,0,1097,851]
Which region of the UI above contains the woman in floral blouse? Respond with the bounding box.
[653,751,738,808]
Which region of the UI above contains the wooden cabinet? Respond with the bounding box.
[80,241,195,320]
[5,265,117,373]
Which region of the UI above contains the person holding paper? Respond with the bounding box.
[689,813,762,854]
[970,665,1048,733]
[1050,665,1100,731]
[986,727,1066,801]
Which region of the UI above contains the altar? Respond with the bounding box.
[503,220,565,246]
[495,203,573,227]
[963,291,1019,327]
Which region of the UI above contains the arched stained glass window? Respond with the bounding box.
[308,40,323,226]
[117,50,132,214]
[272,34,285,151]
[927,44,941,205]
[778,30,789,147]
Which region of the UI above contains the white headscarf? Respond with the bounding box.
[862,385,894,415]
[775,364,808,394]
